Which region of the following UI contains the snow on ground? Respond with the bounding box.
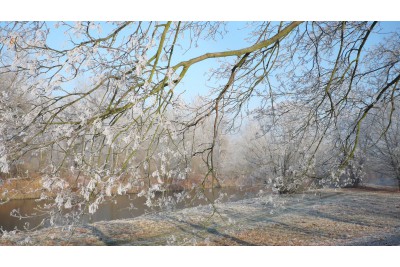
[1,188,399,245]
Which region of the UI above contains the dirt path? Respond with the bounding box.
[1,188,399,245]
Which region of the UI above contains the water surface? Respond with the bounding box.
[0,186,265,232]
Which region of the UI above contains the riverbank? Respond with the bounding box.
[0,175,241,201]
[1,188,399,245]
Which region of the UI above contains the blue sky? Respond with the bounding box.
[43,22,257,101]
[28,21,400,106]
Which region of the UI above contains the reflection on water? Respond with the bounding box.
[0,198,49,232]
[0,186,265,232]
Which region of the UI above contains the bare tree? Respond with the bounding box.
[367,101,400,189]
[0,21,399,226]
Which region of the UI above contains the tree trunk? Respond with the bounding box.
[398,178,400,192]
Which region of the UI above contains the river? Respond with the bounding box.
[0,186,265,232]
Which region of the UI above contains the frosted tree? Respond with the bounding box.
[367,100,400,190]
[0,21,399,228]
